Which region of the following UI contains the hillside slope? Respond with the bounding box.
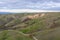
[0,12,60,40]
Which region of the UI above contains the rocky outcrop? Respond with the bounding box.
[21,14,45,22]
[21,17,31,22]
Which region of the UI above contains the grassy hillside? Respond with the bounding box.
[0,12,60,40]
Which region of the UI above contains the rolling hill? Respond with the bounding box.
[0,12,60,40]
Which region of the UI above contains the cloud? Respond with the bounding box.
[23,1,60,10]
[0,1,5,5]
[0,2,4,4]
[0,0,60,10]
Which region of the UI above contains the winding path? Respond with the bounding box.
[7,30,38,40]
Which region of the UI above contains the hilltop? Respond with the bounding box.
[0,12,60,40]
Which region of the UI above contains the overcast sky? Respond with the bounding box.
[0,0,60,10]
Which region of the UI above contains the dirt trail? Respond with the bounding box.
[7,30,38,40]
[32,36,38,40]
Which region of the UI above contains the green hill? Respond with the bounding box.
[0,12,60,40]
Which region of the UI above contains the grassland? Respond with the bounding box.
[0,12,60,40]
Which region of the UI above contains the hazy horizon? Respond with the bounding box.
[0,9,60,13]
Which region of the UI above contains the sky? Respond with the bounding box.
[0,0,60,12]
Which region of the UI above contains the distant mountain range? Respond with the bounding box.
[0,12,12,14]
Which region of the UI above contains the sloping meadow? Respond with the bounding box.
[0,12,60,40]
